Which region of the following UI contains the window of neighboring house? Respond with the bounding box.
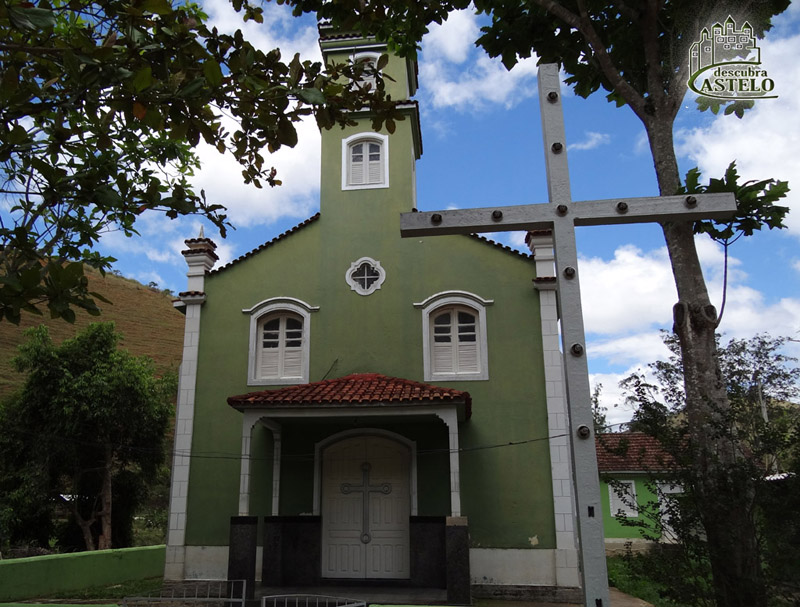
[415,291,492,381]
[243,297,318,385]
[345,257,386,296]
[342,133,389,190]
[609,480,638,517]
[657,481,683,541]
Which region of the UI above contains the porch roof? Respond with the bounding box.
[228,372,472,418]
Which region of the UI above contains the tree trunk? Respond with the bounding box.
[73,505,96,552]
[97,443,113,550]
[646,117,767,607]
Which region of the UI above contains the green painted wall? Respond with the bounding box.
[183,37,556,553]
[0,545,165,601]
[600,474,660,539]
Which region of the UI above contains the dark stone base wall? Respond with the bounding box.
[471,584,583,604]
[228,516,258,599]
[263,516,322,586]
[445,517,470,605]
[262,516,449,589]
[410,516,446,588]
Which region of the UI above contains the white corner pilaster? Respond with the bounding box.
[529,232,580,587]
[165,233,217,581]
[263,420,283,516]
[237,417,283,517]
[435,409,462,517]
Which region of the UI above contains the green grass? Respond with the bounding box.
[31,576,164,601]
[607,555,691,607]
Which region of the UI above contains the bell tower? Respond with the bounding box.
[318,28,423,225]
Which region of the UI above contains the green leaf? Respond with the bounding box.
[203,61,223,87]
[132,67,153,92]
[7,5,56,30]
[140,0,173,15]
[298,87,326,105]
[276,118,298,148]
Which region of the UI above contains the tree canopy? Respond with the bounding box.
[0,322,174,551]
[621,332,800,605]
[0,0,399,324]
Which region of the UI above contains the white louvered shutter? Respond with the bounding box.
[432,311,454,374]
[282,316,303,378]
[367,142,382,184]
[258,315,303,380]
[259,317,280,378]
[350,143,364,185]
[455,310,478,373]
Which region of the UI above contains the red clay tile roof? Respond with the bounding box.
[228,373,471,417]
[596,432,675,473]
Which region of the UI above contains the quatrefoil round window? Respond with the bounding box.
[345,257,386,296]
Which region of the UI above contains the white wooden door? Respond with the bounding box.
[321,436,410,579]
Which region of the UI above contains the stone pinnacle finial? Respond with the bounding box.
[199,225,205,239]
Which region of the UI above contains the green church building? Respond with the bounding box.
[165,29,581,602]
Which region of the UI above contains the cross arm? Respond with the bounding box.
[400,192,737,237]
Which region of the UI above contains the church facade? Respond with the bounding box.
[165,29,580,602]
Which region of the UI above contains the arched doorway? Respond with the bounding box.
[321,435,410,579]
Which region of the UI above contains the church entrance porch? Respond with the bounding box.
[226,373,473,603]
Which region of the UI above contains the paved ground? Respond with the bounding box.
[255,585,652,607]
[0,588,652,607]
[468,589,651,607]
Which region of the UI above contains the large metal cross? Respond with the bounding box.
[399,64,736,607]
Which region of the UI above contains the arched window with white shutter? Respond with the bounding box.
[342,133,389,190]
[351,51,381,89]
[257,312,304,381]
[414,291,492,381]
[243,297,318,385]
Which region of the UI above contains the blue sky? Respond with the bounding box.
[95,3,800,424]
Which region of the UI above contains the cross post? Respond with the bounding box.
[399,64,737,607]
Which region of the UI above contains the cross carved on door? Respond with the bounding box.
[399,64,737,607]
[341,461,392,544]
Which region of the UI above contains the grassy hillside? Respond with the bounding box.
[0,269,185,400]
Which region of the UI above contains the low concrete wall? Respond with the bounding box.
[0,545,165,601]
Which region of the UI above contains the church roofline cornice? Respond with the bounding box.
[210,213,321,275]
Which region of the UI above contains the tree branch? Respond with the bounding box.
[535,0,648,120]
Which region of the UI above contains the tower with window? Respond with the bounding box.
[319,29,422,223]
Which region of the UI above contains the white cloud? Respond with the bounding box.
[203,0,320,59]
[191,116,321,228]
[419,54,539,111]
[135,270,166,288]
[578,236,773,339]
[508,231,529,249]
[577,231,800,425]
[590,370,649,428]
[588,331,672,367]
[676,31,800,238]
[579,244,676,335]
[419,10,539,112]
[569,132,610,152]
[633,131,650,156]
[424,9,480,64]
